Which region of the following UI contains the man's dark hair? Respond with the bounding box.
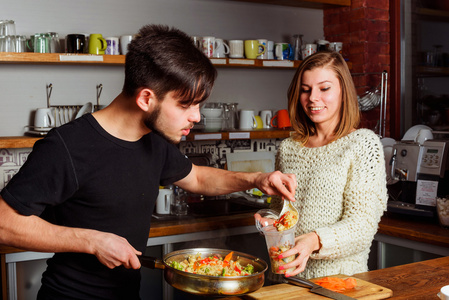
[123,24,217,105]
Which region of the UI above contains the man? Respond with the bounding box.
[0,25,296,299]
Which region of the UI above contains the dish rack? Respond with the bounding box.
[357,71,388,138]
[46,83,103,126]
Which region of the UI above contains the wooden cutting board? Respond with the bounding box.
[242,275,393,300]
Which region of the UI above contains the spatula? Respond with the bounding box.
[279,199,299,225]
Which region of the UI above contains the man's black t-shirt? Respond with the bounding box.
[1,114,192,299]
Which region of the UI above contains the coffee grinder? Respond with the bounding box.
[388,140,449,217]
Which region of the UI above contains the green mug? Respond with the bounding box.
[29,33,51,53]
[244,40,266,59]
[89,34,107,55]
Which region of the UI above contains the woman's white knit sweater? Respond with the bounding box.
[271,129,388,279]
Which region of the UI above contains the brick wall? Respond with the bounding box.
[324,0,390,135]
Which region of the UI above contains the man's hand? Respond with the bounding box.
[254,171,296,201]
[89,231,142,269]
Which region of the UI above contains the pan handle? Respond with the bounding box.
[138,255,165,270]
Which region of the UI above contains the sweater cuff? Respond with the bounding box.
[310,228,337,259]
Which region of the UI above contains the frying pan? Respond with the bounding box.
[139,248,268,296]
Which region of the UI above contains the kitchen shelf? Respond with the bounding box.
[0,53,352,70]
[0,136,42,149]
[230,0,350,9]
[417,66,449,77]
[416,8,449,22]
[183,129,293,142]
[0,130,294,149]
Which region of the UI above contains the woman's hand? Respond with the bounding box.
[277,232,321,277]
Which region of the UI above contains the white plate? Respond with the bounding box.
[402,125,432,142]
[75,102,93,119]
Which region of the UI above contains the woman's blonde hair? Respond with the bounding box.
[287,51,360,144]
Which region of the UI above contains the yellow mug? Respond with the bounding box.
[89,34,107,55]
[255,116,263,129]
[244,40,266,59]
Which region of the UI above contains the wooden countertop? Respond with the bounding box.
[148,212,255,237]
[353,256,449,299]
[377,212,449,248]
[224,256,449,299]
[1,212,448,254]
[0,212,256,254]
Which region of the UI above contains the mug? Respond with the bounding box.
[438,285,449,300]
[260,110,273,128]
[328,42,343,54]
[213,38,229,58]
[275,43,291,60]
[48,32,61,53]
[191,36,202,49]
[245,40,265,59]
[105,36,119,55]
[255,116,263,129]
[267,41,274,59]
[66,34,85,53]
[13,35,27,53]
[202,36,217,58]
[171,189,188,216]
[239,110,257,130]
[271,109,291,129]
[120,35,133,55]
[88,34,107,55]
[156,189,173,215]
[30,33,51,53]
[257,39,268,59]
[34,108,55,130]
[229,40,244,58]
[0,36,16,52]
[302,43,317,59]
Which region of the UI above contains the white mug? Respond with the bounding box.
[213,38,229,58]
[202,36,217,58]
[239,110,257,130]
[34,108,55,130]
[229,40,244,58]
[191,36,202,49]
[257,39,268,59]
[105,37,119,55]
[302,43,317,59]
[156,189,173,215]
[438,285,449,300]
[119,35,133,55]
[260,110,273,128]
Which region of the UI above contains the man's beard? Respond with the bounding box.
[143,105,179,144]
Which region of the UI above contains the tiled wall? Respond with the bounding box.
[179,138,282,168]
[0,138,283,190]
[0,148,32,190]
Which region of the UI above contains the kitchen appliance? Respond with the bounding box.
[388,139,449,217]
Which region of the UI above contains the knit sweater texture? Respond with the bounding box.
[271,129,388,279]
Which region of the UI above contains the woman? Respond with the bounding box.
[269,51,387,279]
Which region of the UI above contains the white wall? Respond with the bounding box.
[1,0,323,136]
